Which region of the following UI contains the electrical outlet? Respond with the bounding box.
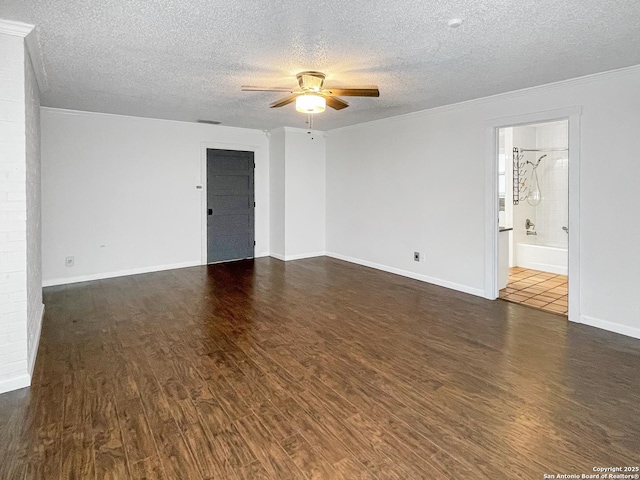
[414,251,420,262]
[65,256,75,267]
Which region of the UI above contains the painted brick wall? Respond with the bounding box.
[24,46,42,374]
[0,33,29,391]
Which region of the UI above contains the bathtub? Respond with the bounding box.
[515,243,567,275]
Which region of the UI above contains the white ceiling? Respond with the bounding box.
[2,0,639,130]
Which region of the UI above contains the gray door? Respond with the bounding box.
[207,149,255,263]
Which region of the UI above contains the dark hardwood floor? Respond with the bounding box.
[1,257,639,479]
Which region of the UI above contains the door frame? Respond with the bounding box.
[200,141,262,266]
[484,106,582,322]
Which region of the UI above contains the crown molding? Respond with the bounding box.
[329,63,640,134]
[40,107,269,137]
[0,19,49,92]
[0,18,34,37]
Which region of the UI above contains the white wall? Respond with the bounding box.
[24,45,42,375]
[268,127,326,260]
[284,129,326,258]
[326,65,640,338]
[269,129,285,257]
[326,108,487,296]
[41,109,269,285]
[0,33,29,394]
[0,27,43,394]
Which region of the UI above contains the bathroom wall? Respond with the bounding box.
[508,121,569,274]
[511,126,537,248]
[534,121,569,248]
[511,122,569,248]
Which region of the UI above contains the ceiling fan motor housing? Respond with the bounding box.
[297,71,326,92]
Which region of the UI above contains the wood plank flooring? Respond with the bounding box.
[1,257,639,479]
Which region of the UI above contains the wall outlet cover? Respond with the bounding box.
[65,256,75,267]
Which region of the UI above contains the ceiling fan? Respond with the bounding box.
[241,71,379,114]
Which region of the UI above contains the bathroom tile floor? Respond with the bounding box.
[499,267,568,315]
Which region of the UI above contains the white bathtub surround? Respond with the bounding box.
[510,120,569,274]
[534,121,569,248]
[518,121,570,252]
[515,243,567,275]
[509,121,569,277]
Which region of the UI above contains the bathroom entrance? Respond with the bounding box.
[497,120,569,315]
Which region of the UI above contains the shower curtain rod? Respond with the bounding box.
[519,148,568,152]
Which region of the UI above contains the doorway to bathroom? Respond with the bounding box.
[497,120,569,315]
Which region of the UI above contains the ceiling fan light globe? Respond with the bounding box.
[295,94,326,114]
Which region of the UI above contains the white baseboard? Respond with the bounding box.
[28,303,44,375]
[578,315,640,340]
[269,252,326,262]
[42,261,202,287]
[325,252,485,298]
[283,251,326,261]
[0,373,31,395]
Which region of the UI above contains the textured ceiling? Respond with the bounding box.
[2,0,639,130]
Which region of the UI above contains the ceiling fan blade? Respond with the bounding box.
[322,87,380,97]
[241,86,295,92]
[325,96,349,110]
[269,94,299,108]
